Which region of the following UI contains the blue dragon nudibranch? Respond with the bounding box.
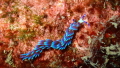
[20,14,89,60]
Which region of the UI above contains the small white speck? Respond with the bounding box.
[0,10,3,14]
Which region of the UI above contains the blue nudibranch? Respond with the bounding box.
[20,14,89,60]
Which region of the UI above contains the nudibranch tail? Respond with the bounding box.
[20,14,89,60]
[20,39,53,60]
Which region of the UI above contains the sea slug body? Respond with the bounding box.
[20,14,89,60]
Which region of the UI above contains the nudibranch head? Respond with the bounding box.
[78,14,90,26]
[78,14,86,23]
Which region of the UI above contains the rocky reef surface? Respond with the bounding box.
[0,0,120,68]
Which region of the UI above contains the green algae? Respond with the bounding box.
[87,36,92,44]
[110,22,118,28]
[32,15,43,25]
[81,42,120,68]
[81,55,98,68]
[49,60,62,68]
[5,50,16,67]
[17,29,36,41]
[101,43,120,56]
[1,4,19,23]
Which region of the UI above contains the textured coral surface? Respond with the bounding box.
[0,0,120,68]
